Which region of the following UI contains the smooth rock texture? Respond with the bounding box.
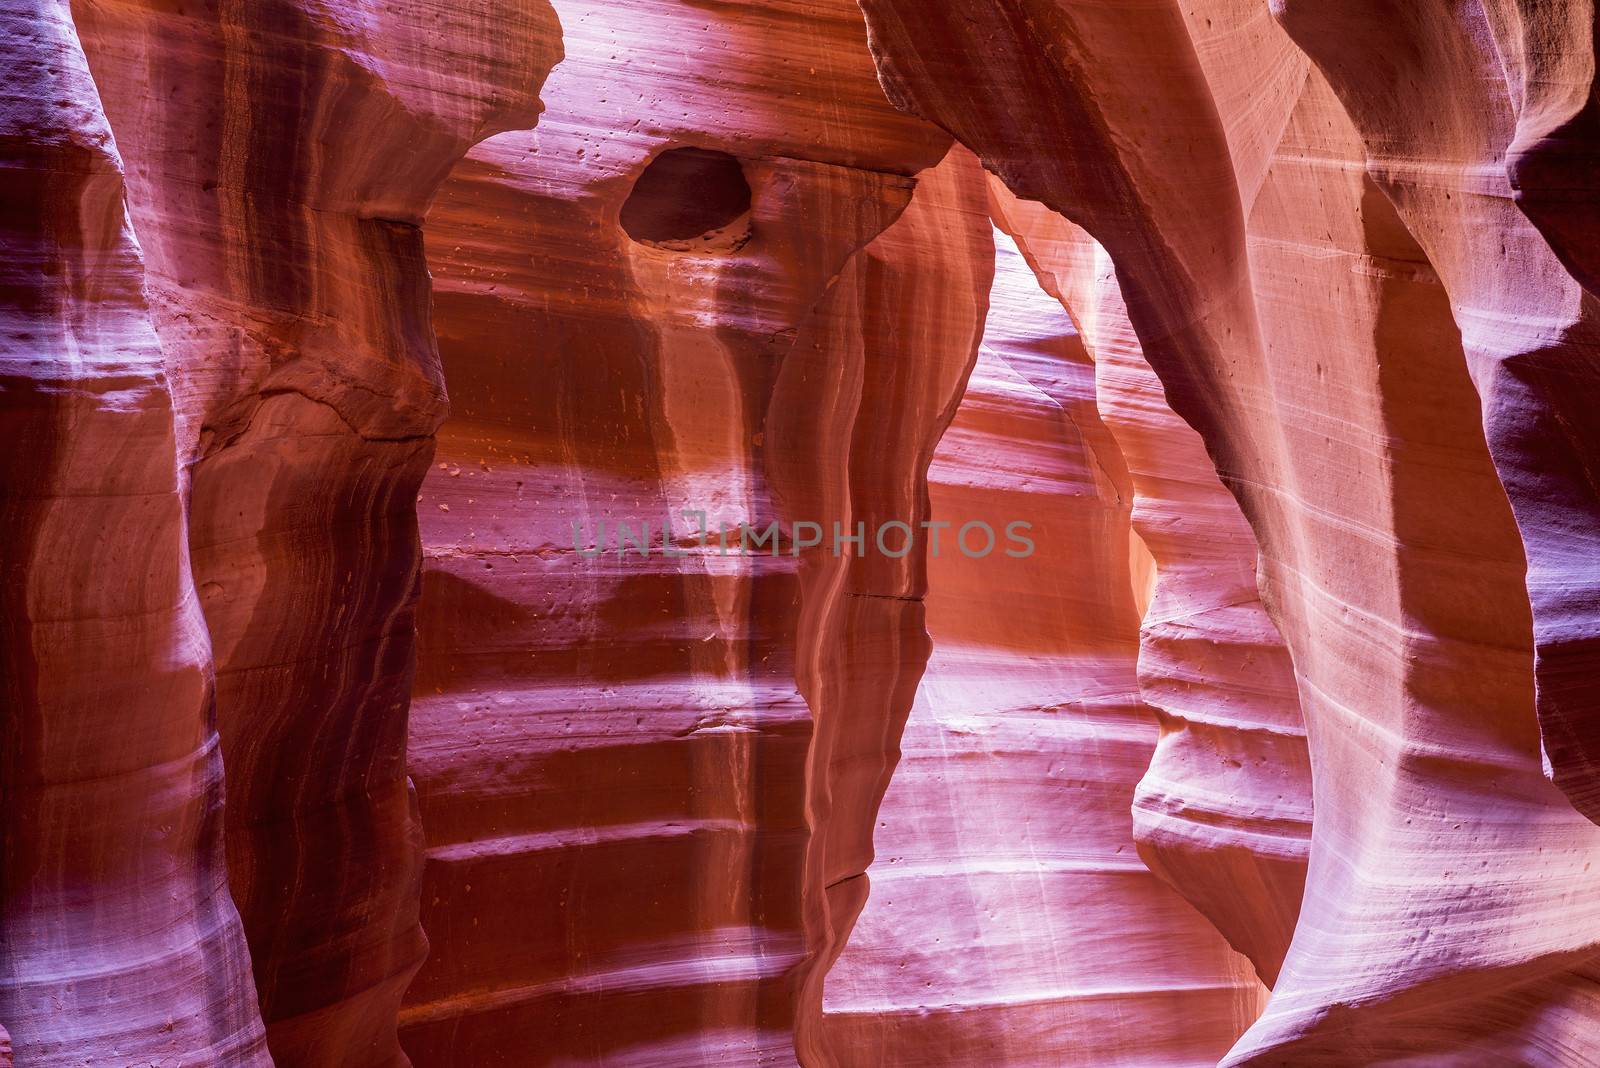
[0,1,267,1063]
[856,1,1600,1062]
[821,225,1265,1065]
[1273,0,1600,840]
[62,0,561,1063]
[988,186,1312,987]
[9,0,1600,1065]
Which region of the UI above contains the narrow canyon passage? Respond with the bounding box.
[854,2,1600,1060]
[822,230,1266,1065]
[8,1,1600,1066]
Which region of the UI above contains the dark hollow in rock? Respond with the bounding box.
[620,146,752,245]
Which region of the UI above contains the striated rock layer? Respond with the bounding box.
[988,186,1312,987]
[398,4,967,1058]
[1273,0,1600,844]
[855,0,1600,1062]
[822,224,1265,1064]
[31,0,562,1063]
[8,0,1600,1065]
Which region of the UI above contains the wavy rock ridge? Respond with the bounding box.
[856,0,1600,1062]
[5,0,1600,1065]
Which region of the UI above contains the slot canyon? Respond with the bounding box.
[3,0,1599,1065]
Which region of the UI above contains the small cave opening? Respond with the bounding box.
[620,146,752,250]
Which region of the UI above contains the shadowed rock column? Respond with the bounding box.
[69,1,562,1062]
[0,1,267,1062]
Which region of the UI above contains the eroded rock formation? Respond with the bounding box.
[398,4,962,1059]
[822,225,1266,1065]
[856,0,1600,1062]
[986,185,1313,989]
[63,2,565,1062]
[0,2,266,1063]
[7,0,1600,1065]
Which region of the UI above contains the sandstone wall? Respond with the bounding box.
[6,1,1600,1065]
[855,0,1600,1061]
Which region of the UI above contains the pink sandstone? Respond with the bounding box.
[988,185,1313,988]
[822,220,1265,1065]
[855,0,1600,1061]
[6,0,1600,1065]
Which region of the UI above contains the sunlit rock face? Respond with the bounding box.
[8,0,1600,1065]
[855,0,1600,1063]
[821,226,1266,1066]
[398,2,963,1059]
[986,185,1312,989]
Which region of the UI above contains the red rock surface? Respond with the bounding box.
[7,1,1600,1065]
[1,2,266,1063]
[397,5,959,1057]
[63,2,565,1062]
[822,223,1265,1065]
[856,1,1600,1062]
[987,186,1312,988]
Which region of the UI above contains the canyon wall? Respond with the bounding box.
[0,2,267,1063]
[821,227,1266,1065]
[64,1,565,1063]
[398,3,967,1061]
[855,0,1600,1062]
[5,0,1600,1065]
